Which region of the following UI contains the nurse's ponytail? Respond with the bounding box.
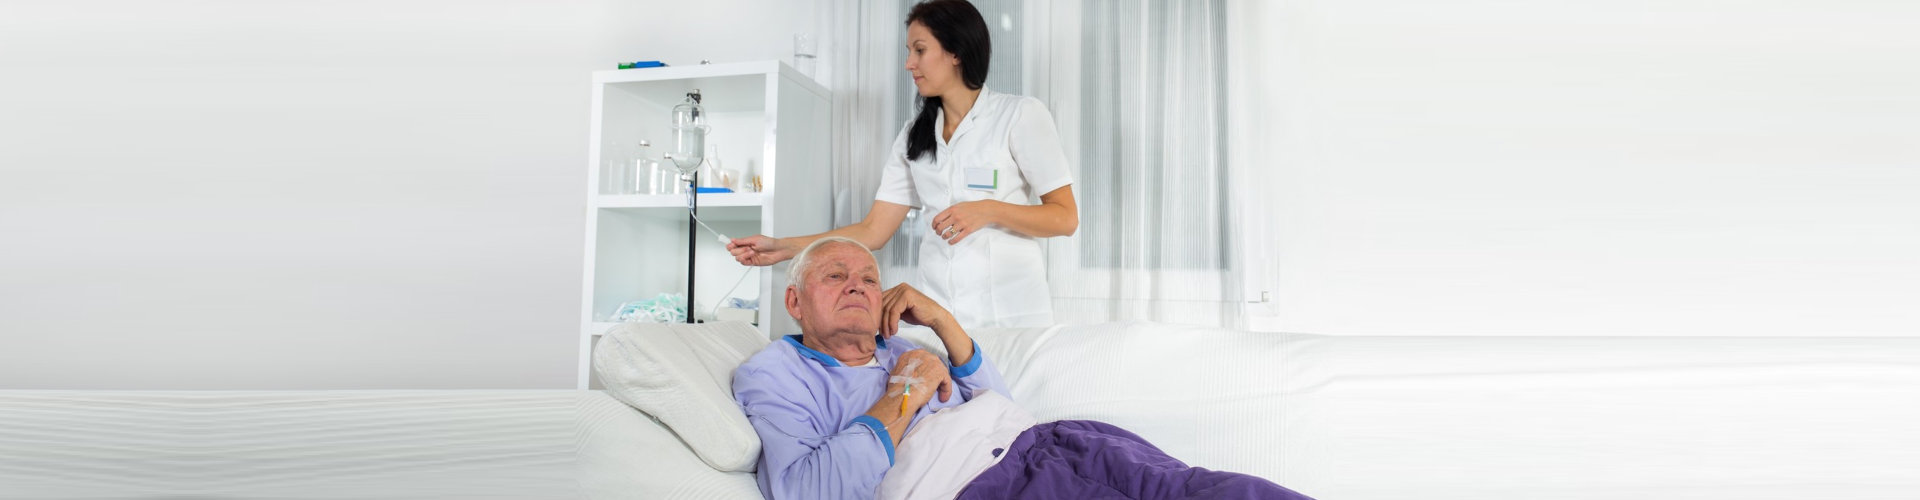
[907,96,942,162]
[905,0,991,162]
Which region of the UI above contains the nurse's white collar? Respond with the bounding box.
[933,86,999,144]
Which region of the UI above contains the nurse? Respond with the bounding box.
[727,0,1077,333]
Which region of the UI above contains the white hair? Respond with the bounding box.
[787,236,878,291]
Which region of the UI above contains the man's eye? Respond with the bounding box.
[828,273,844,280]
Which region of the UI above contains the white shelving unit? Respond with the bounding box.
[579,61,831,388]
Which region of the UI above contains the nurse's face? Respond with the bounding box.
[904,21,962,97]
[787,243,882,336]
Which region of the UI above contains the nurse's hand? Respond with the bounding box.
[726,235,794,266]
[930,201,1002,245]
[879,283,956,339]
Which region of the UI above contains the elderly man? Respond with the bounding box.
[734,237,1313,500]
[733,236,1004,499]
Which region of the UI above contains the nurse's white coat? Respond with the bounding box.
[874,87,1074,329]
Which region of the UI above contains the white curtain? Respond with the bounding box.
[1045,0,1247,328]
[823,0,923,277]
[825,0,1257,328]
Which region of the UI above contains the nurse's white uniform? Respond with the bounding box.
[874,87,1074,329]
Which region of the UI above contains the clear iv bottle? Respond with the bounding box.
[669,91,707,179]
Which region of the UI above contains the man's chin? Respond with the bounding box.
[824,311,879,335]
[849,317,881,336]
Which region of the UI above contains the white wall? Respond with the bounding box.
[0,0,814,389]
[8,0,1907,392]
[1246,0,1920,336]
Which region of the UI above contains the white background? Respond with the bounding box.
[2,0,1915,389]
[1244,0,1920,336]
[0,0,818,389]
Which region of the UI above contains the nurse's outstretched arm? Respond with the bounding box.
[726,200,912,266]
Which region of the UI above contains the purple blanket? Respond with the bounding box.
[955,420,1314,500]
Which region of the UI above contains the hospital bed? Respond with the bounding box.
[2,322,1915,499]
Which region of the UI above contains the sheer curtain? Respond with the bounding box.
[822,0,931,281]
[1045,0,1246,328]
[826,0,1252,328]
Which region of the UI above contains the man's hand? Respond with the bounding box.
[879,283,955,339]
[864,349,952,448]
[893,349,954,407]
[726,235,795,266]
[879,284,977,370]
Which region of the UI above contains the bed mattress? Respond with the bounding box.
[0,390,758,499]
[6,325,1917,500]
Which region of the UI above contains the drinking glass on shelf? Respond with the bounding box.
[658,166,683,194]
[722,168,742,191]
[603,158,628,195]
[630,141,661,195]
[643,158,666,194]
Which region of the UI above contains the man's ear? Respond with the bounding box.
[784,285,803,322]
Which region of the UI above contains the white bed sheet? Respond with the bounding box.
[1271,335,1920,500]
[905,323,1920,500]
[0,390,757,499]
[7,326,1916,500]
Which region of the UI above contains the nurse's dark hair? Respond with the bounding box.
[905,0,991,162]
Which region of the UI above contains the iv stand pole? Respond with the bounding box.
[686,171,698,324]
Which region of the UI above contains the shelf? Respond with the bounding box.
[596,66,768,115]
[581,60,832,389]
[594,61,828,102]
[594,192,762,208]
[597,204,762,223]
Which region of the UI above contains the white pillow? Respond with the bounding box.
[575,391,763,498]
[592,321,769,472]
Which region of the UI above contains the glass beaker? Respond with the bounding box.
[603,157,629,195]
[656,164,683,194]
[697,142,725,189]
[631,141,655,194]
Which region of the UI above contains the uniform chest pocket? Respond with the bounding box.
[957,156,1017,202]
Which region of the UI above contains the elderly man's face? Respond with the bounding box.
[787,242,882,336]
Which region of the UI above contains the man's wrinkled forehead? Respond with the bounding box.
[807,245,878,281]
